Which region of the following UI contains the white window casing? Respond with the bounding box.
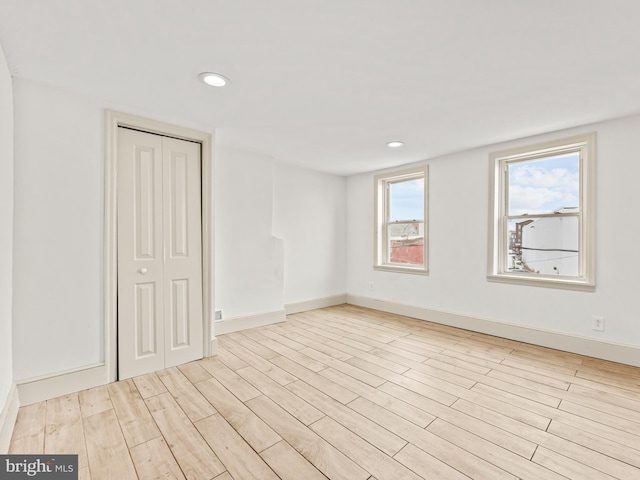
[488,132,596,291]
[374,165,429,275]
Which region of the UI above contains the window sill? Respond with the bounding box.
[487,273,595,292]
[374,265,429,275]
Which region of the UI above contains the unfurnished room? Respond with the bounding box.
[1,1,640,479]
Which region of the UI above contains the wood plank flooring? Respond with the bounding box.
[9,304,640,479]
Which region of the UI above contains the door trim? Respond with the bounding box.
[105,110,214,382]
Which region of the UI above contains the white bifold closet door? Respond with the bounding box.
[117,127,203,380]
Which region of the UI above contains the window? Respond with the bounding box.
[374,165,428,274]
[488,133,596,290]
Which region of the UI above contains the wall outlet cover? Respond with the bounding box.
[592,316,604,332]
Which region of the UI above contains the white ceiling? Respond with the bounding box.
[2,0,640,176]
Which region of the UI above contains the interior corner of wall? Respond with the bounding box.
[0,383,19,453]
[271,234,285,248]
[214,309,286,336]
[270,234,285,285]
[209,336,219,357]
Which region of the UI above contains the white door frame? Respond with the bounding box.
[105,109,215,382]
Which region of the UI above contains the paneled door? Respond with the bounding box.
[117,127,203,379]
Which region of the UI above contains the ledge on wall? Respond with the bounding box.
[213,295,349,336]
[0,384,19,453]
[16,363,107,407]
[347,294,640,368]
[214,309,286,336]
[285,294,348,315]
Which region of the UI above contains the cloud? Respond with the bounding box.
[390,179,424,220]
[509,163,579,215]
[511,164,578,189]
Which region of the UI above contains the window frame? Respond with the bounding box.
[487,132,596,291]
[374,164,429,275]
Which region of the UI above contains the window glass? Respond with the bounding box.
[389,178,424,221]
[506,217,579,276]
[374,166,428,274]
[508,153,580,215]
[387,223,424,266]
[488,133,595,290]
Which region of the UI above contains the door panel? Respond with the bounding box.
[162,137,203,367]
[169,151,189,257]
[118,129,203,379]
[135,147,158,259]
[170,279,190,347]
[135,282,158,356]
[118,129,165,378]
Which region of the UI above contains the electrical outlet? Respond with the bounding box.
[215,310,222,321]
[370,282,374,291]
[592,316,604,332]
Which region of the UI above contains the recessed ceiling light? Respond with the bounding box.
[199,72,229,87]
[386,141,404,148]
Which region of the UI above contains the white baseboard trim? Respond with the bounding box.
[0,384,19,453]
[14,338,223,406]
[209,337,219,356]
[285,294,347,315]
[17,363,107,406]
[347,294,640,368]
[214,309,286,336]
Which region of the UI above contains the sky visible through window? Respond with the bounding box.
[508,152,580,215]
[389,178,424,221]
[386,154,578,222]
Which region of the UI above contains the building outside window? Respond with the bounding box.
[488,133,595,290]
[374,165,428,274]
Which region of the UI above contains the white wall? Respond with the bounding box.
[11,80,345,381]
[12,79,104,380]
[347,116,640,348]
[15,68,638,384]
[0,42,14,412]
[273,164,347,305]
[214,144,284,319]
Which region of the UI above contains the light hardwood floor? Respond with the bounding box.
[9,305,640,479]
